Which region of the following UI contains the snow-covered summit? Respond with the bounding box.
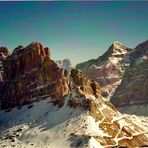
[112,41,126,47]
[108,41,131,58]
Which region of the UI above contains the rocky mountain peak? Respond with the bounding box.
[0,42,68,109]
[0,46,10,58]
[12,42,50,59]
[112,41,124,47]
[0,42,101,109]
[108,41,131,58]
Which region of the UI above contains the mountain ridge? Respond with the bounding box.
[76,41,131,70]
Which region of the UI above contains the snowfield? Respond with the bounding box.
[0,95,107,148]
[0,94,148,148]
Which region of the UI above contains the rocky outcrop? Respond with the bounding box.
[0,46,10,82]
[1,42,71,109]
[0,42,101,110]
[0,46,10,103]
[70,69,101,98]
[76,42,131,98]
[0,46,9,57]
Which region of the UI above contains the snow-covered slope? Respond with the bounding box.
[0,95,83,148]
[0,95,86,148]
[0,93,147,148]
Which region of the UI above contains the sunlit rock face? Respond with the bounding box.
[76,42,132,99]
[0,42,101,110]
[1,42,71,109]
[70,69,101,99]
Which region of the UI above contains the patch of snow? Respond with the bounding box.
[88,137,104,148]
[85,115,109,137]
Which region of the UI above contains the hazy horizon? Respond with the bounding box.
[0,1,148,65]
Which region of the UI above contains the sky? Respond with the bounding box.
[0,1,148,65]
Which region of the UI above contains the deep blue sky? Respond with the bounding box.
[0,1,148,65]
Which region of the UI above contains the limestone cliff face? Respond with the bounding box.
[3,43,50,80]
[1,42,70,109]
[0,42,101,109]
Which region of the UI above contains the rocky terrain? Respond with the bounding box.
[0,42,147,147]
[0,46,10,82]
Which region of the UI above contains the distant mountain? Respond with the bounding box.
[56,58,72,71]
[110,40,148,115]
[130,40,148,60]
[0,42,147,147]
[76,40,148,115]
[76,41,132,99]
[76,41,131,69]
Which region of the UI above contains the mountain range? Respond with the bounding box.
[0,41,147,147]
